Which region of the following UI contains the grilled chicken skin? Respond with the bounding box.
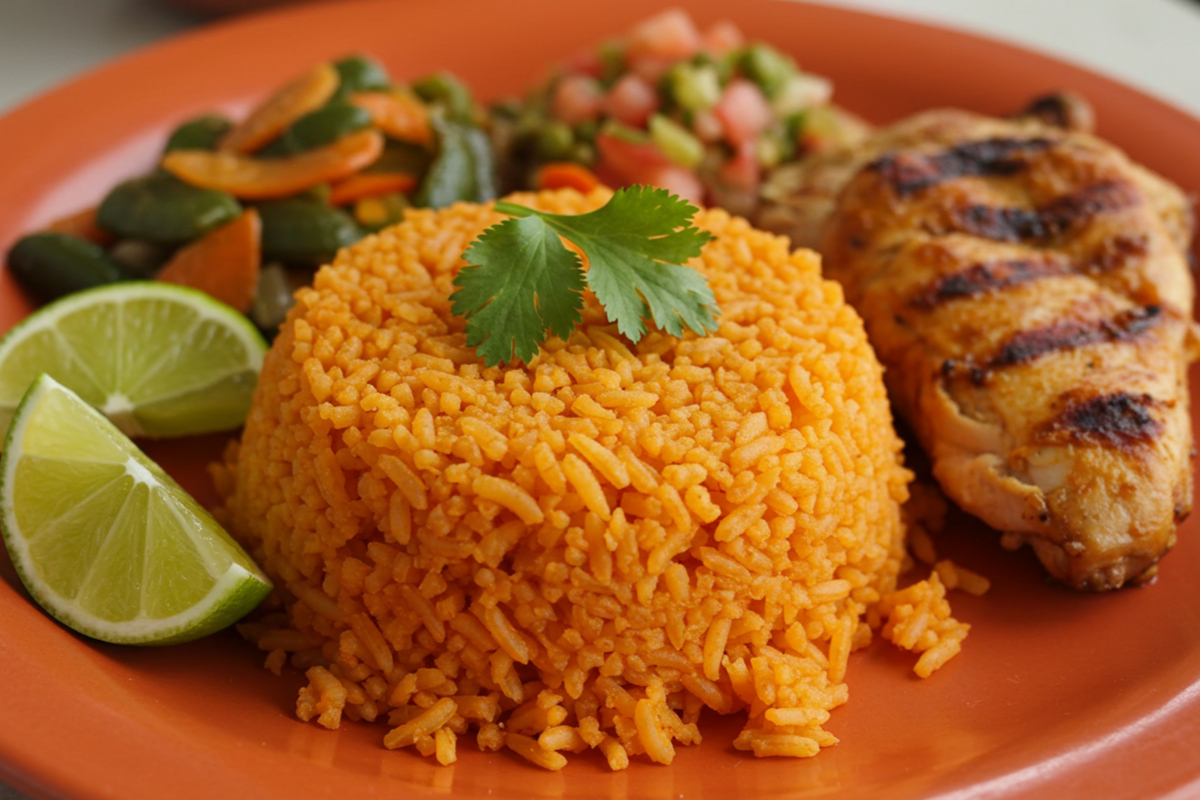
[814,107,1199,590]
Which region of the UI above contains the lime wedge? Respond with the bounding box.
[0,282,267,439]
[0,374,271,645]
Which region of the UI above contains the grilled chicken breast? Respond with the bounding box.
[806,104,1199,590]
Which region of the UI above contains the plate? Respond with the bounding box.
[3,1,1200,798]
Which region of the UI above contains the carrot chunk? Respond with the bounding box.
[156,208,261,313]
[328,172,418,206]
[219,62,340,155]
[349,90,433,145]
[162,129,384,200]
[46,206,115,247]
[534,162,604,194]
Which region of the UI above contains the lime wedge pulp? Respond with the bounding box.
[0,282,267,439]
[0,374,271,645]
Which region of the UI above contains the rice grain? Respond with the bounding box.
[220,188,959,770]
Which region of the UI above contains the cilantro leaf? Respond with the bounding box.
[524,186,717,341]
[450,215,586,366]
[449,185,719,367]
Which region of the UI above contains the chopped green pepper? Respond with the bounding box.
[279,100,372,154]
[332,54,393,97]
[413,72,477,125]
[7,232,135,303]
[739,43,797,100]
[415,119,497,209]
[666,63,721,112]
[97,172,241,245]
[648,114,704,168]
[256,197,363,264]
[164,114,232,153]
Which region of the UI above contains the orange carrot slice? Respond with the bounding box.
[162,129,385,200]
[534,161,604,193]
[46,206,115,246]
[328,172,418,206]
[156,208,261,313]
[349,90,432,145]
[219,62,340,155]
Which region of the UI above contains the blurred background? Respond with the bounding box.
[2,0,1200,118]
[0,1,1199,799]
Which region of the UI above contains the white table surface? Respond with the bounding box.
[1,1,1199,798]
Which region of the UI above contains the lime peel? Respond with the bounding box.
[1,374,272,645]
[0,281,267,440]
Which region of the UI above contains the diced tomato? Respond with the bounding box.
[625,10,702,83]
[627,54,678,84]
[595,130,671,177]
[626,9,702,62]
[717,140,761,194]
[605,74,660,128]
[701,20,745,55]
[643,164,705,205]
[552,74,605,125]
[591,159,627,193]
[595,131,703,204]
[709,140,760,215]
[559,48,605,79]
[714,79,773,146]
[690,110,724,142]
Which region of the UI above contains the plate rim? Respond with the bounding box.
[3,2,1200,799]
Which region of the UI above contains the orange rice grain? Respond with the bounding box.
[219,188,960,770]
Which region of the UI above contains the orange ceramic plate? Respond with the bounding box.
[3,2,1200,799]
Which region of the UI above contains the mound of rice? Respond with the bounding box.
[217,188,926,769]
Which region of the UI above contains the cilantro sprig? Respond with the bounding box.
[450,186,720,367]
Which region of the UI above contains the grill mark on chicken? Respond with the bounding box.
[909,235,1149,311]
[809,106,1197,591]
[1085,233,1150,274]
[990,305,1163,369]
[909,256,1072,309]
[871,137,1054,196]
[1046,180,1142,230]
[1038,391,1163,448]
[941,305,1165,386]
[1016,92,1095,133]
[948,180,1141,243]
